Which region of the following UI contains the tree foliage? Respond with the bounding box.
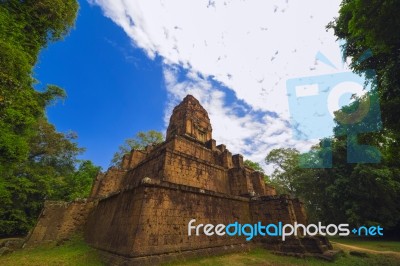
[0,0,79,170]
[265,148,310,196]
[244,160,265,173]
[266,114,400,231]
[328,0,400,164]
[0,0,99,237]
[243,159,274,184]
[61,161,101,201]
[263,0,400,235]
[111,130,164,166]
[328,0,400,232]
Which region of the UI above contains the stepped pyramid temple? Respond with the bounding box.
[26,95,335,264]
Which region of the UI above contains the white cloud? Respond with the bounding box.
[89,0,355,172]
[163,66,316,172]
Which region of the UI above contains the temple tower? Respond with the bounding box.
[166,95,212,143]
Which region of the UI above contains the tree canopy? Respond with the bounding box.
[243,160,265,173]
[0,0,100,237]
[111,130,164,166]
[328,0,400,165]
[265,0,400,234]
[328,0,400,231]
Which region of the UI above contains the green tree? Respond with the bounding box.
[324,0,400,233]
[0,119,85,236]
[243,159,277,186]
[244,160,265,173]
[111,130,164,166]
[259,1,400,231]
[296,137,400,228]
[0,0,85,236]
[0,1,79,171]
[265,148,308,196]
[328,0,400,166]
[63,161,101,201]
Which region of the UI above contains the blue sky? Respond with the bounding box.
[35,1,167,169]
[34,0,364,172]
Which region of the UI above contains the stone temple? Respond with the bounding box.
[26,95,335,264]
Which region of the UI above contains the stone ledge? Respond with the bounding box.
[135,179,250,202]
[165,147,226,171]
[96,178,251,204]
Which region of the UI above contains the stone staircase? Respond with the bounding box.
[261,235,342,261]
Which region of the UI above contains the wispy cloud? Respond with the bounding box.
[163,66,316,171]
[89,0,348,171]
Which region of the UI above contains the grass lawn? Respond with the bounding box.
[0,236,104,266]
[163,247,400,266]
[329,236,400,252]
[1,236,399,266]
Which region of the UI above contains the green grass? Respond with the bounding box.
[329,237,400,252]
[162,247,400,266]
[0,236,104,266]
[1,237,399,266]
